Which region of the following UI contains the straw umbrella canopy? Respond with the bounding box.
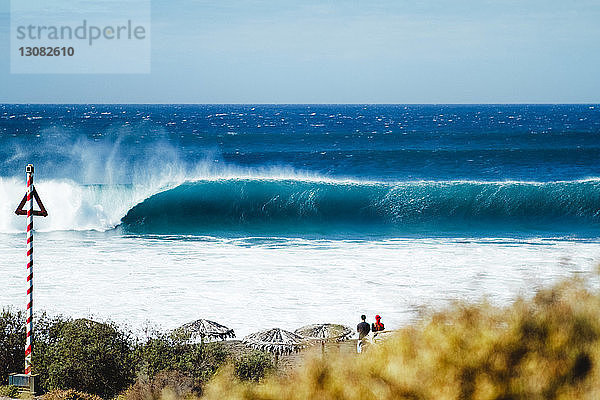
[242,328,307,356]
[295,323,354,342]
[172,319,235,343]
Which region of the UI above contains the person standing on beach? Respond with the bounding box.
[372,314,385,332]
[356,314,370,353]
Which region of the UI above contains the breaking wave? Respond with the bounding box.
[2,176,599,236]
[120,178,600,236]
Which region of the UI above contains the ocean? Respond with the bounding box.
[1,104,599,337]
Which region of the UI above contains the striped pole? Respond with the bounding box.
[25,164,34,375]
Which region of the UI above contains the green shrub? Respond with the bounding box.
[0,309,25,384]
[233,351,274,382]
[135,334,229,393]
[0,384,19,398]
[33,317,136,399]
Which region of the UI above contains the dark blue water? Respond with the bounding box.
[1,104,599,237]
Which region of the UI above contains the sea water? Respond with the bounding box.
[0,104,599,337]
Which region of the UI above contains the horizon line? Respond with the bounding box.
[1,102,599,106]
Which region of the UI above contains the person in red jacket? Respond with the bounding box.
[372,315,385,332]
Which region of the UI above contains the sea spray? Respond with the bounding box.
[0,178,181,233]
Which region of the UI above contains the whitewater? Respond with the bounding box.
[0,104,599,337]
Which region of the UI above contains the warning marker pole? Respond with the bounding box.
[13,164,48,376]
[10,164,47,392]
[24,164,34,375]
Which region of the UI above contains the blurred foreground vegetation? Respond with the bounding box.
[2,277,600,399]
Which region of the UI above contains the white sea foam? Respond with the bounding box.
[0,232,598,338]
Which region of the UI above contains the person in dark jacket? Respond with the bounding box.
[356,314,370,353]
[372,314,385,332]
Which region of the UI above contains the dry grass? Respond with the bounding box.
[42,389,102,400]
[120,371,196,400]
[197,278,600,400]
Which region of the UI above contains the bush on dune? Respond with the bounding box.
[134,333,229,395]
[233,351,274,382]
[34,318,232,398]
[202,279,600,400]
[0,309,25,385]
[34,317,136,399]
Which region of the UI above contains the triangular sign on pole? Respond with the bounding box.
[15,186,48,217]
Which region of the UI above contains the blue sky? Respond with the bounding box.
[1,0,599,103]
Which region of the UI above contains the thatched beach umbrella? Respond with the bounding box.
[295,323,354,342]
[243,328,307,365]
[172,319,235,343]
[295,323,353,354]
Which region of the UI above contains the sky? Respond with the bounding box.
[0,0,599,103]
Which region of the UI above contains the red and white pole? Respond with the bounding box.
[25,164,34,375]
